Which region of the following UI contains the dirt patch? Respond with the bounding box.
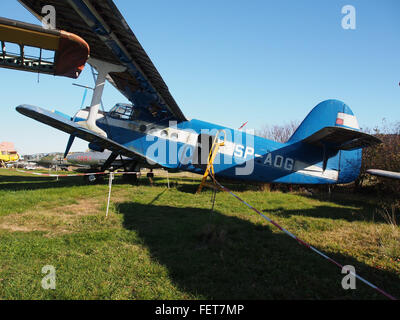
[0,223,48,233]
[50,198,100,216]
[0,197,103,236]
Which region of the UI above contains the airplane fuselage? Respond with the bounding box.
[85,111,361,185]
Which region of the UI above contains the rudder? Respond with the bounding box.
[288,99,360,144]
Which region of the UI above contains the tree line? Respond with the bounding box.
[256,119,400,194]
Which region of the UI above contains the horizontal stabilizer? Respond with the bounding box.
[367,169,400,180]
[16,104,143,159]
[302,126,381,150]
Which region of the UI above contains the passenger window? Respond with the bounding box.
[170,133,178,140]
[160,130,168,138]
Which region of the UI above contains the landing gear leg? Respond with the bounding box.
[147,170,154,186]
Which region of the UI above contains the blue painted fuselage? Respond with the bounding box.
[16,100,364,185]
[94,115,361,185]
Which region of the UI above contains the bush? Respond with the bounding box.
[357,120,400,194]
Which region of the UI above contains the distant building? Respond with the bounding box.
[0,142,19,166]
[0,141,17,153]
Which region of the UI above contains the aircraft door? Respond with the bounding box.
[192,133,214,170]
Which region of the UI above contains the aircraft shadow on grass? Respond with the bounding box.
[0,174,79,192]
[0,174,94,192]
[0,174,56,184]
[117,200,399,300]
[0,173,194,192]
[268,191,396,224]
[0,172,266,194]
[0,173,390,225]
[174,183,382,224]
[265,204,375,223]
[175,181,270,194]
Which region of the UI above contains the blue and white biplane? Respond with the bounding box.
[14,0,381,185]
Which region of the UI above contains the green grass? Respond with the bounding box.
[0,168,399,300]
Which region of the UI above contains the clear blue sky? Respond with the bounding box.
[1,0,399,154]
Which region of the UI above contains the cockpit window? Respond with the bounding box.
[108,102,170,123]
[109,103,133,120]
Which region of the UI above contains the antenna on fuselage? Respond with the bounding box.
[72,83,91,110]
[238,121,248,131]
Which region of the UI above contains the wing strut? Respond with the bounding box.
[75,57,126,137]
[101,151,119,172]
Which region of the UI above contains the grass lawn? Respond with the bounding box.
[0,168,399,300]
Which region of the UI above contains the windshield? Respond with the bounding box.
[108,102,171,123]
[109,103,133,120]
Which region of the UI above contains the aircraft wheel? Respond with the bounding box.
[147,172,154,186]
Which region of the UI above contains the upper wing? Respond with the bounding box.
[18,0,186,122]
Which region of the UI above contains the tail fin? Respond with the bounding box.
[288,100,381,184]
[288,99,381,150]
[288,99,361,144]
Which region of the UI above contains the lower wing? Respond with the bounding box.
[16,104,144,160]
